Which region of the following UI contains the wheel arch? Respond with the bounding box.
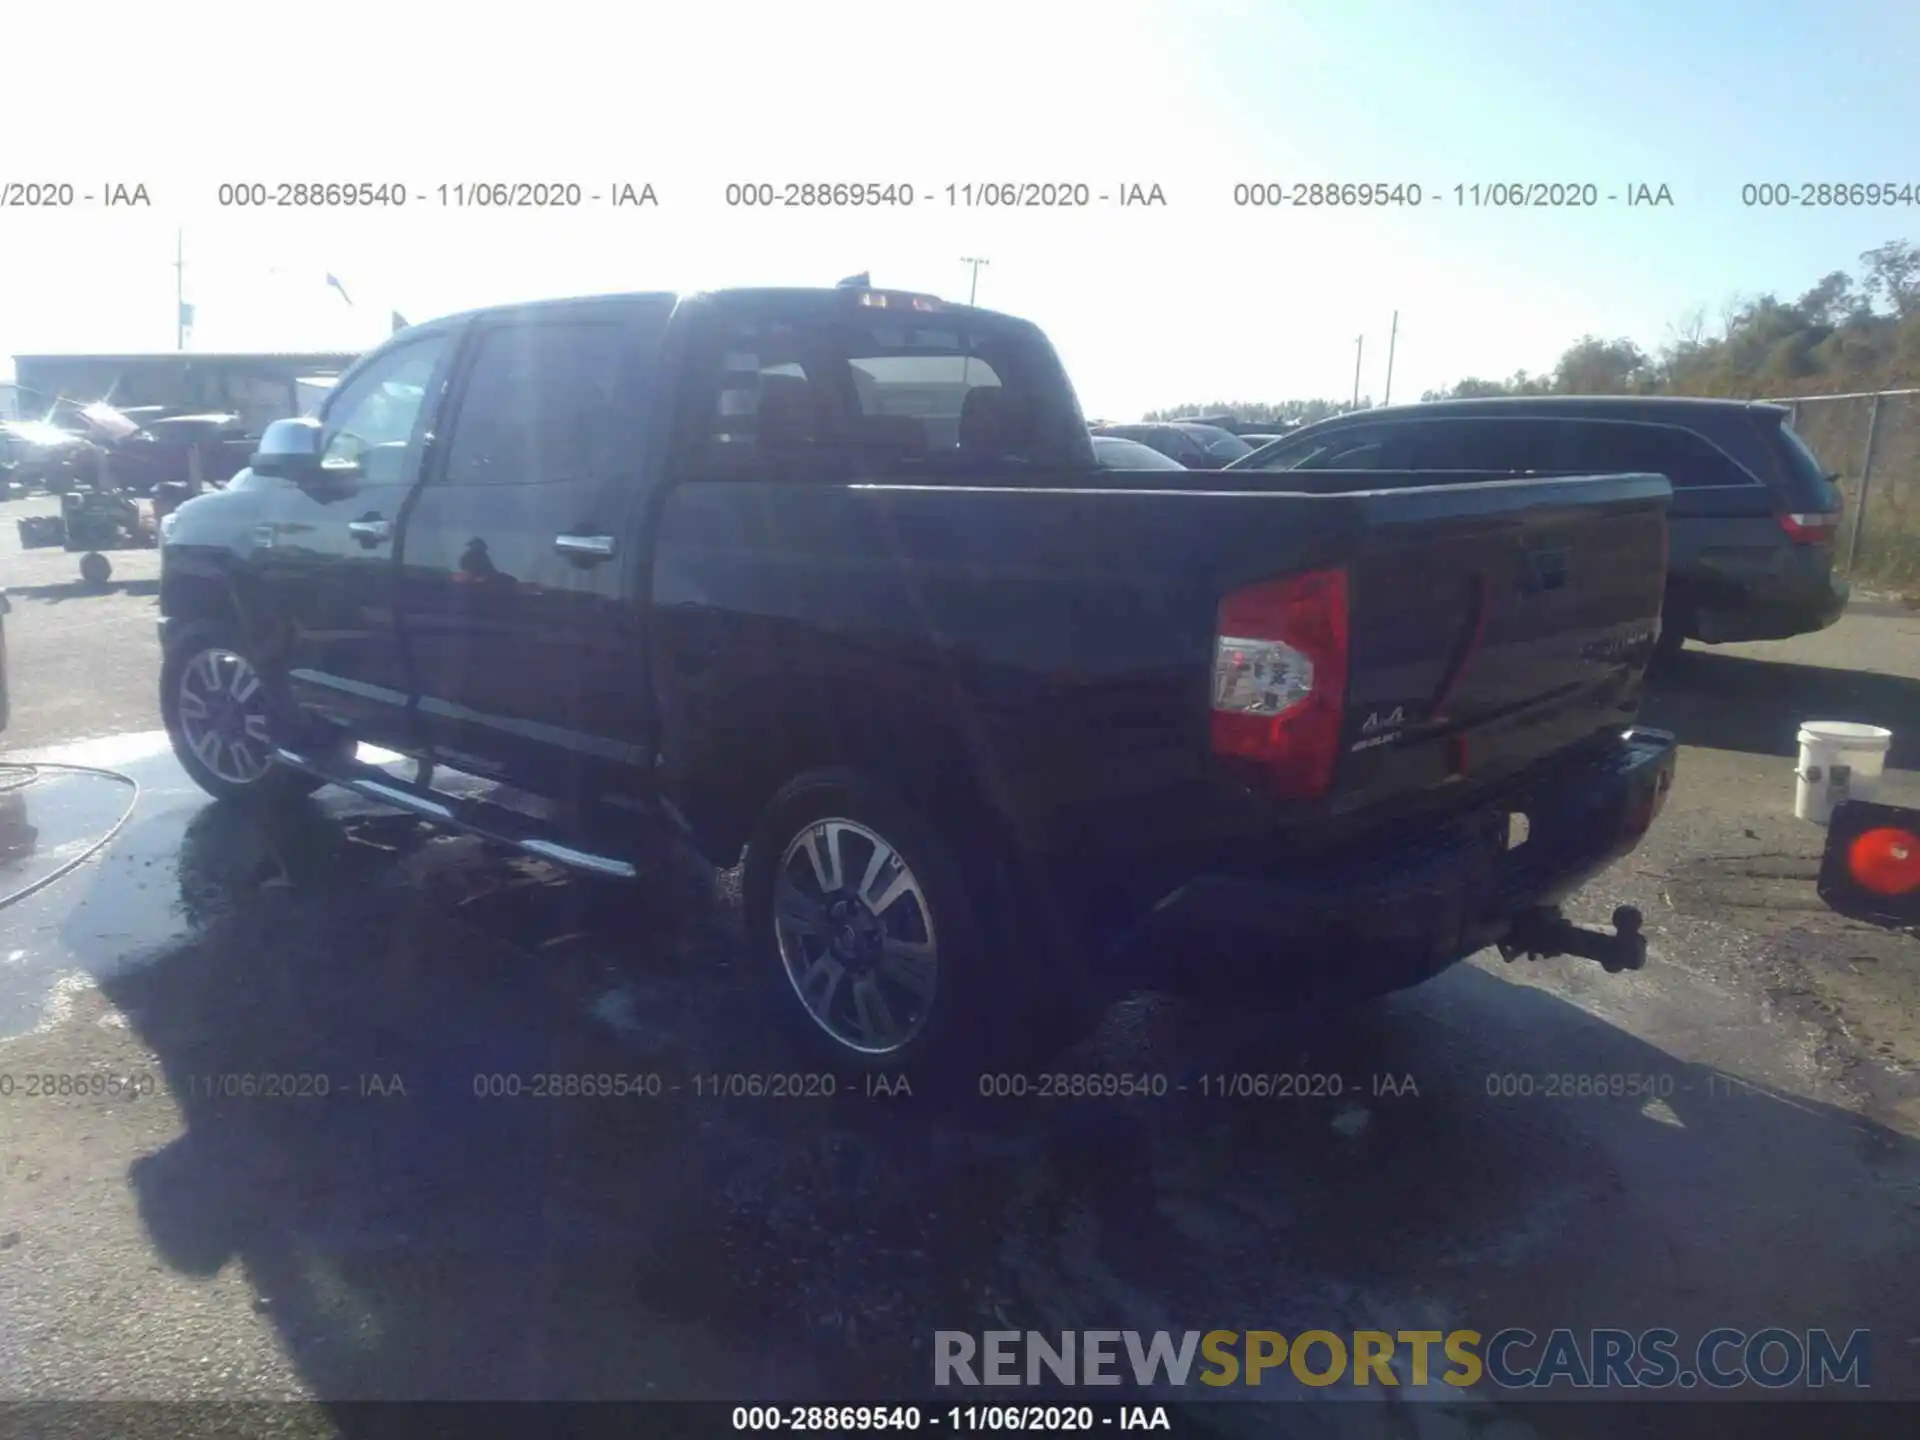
[159,554,270,655]
[666,681,1021,876]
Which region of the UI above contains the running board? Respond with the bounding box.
[273,746,640,880]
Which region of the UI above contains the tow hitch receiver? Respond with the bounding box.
[1499,905,1647,974]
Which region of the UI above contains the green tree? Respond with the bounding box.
[1149,238,1920,416]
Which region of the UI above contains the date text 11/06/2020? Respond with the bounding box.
[0,1071,407,1101]
[212,182,659,209]
[468,1071,1420,1101]
[0,1070,1433,1104]
[731,1405,1174,1432]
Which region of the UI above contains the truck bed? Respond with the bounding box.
[649,466,1671,864]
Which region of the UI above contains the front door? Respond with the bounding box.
[252,330,455,752]
[394,298,670,797]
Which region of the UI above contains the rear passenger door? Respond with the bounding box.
[395,297,674,796]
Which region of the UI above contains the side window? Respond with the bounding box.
[1247,426,1384,470]
[1247,431,1336,470]
[320,336,448,484]
[1398,418,1563,471]
[1317,428,1386,469]
[1147,430,1196,461]
[440,321,630,485]
[1559,421,1756,488]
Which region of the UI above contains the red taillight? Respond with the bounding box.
[1210,566,1350,800]
[1777,511,1838,545]
[1848,827,1920,898]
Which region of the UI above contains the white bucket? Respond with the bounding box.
[1794,721,1893,824]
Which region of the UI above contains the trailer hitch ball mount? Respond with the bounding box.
[1499,905,1647,975]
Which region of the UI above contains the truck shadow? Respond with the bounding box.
[1642,648,1920,768]
[6,577,160,604]
[87,798,1920,1420]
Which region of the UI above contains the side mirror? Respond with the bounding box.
[1818,799,1920,929]
[249,417,344,485]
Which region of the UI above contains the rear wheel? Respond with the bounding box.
[78,551,111,587]
[743,769,1067,1084]
[161,621,327,805]
[1652,588,1692,666]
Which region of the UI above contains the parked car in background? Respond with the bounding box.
[62,402,252,495]
[1231,396,1848,658]
[126,412,254,488]
[160,283,1676,1078]
[0,419,102,494]
[1091,434,1187,469]
[1092,421,1254,468]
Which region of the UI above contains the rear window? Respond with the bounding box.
[845,327,1003,451]
[697,309,1085,472]
[1772,421,1844,512]
[1556,420,1756,489]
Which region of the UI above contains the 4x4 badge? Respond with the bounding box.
[1362,706,1406,733]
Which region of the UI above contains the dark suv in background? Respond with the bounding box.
[1092,421,1254,469]
[1230,397,1848,658]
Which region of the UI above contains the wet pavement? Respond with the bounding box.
[1,631,1919,1434]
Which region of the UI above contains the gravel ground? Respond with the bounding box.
[0,516,1917,1436]
[2,494,163,751]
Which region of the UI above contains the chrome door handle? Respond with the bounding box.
[554,533,616,561]
[347,517,391,544]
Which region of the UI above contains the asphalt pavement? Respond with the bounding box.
[1,499,1918,1436]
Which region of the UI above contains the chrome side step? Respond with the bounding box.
[274,746,640,880]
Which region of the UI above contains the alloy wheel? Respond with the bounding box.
[772,818,940,1056]
[176,648,275,785]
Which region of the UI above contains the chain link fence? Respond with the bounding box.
[1770,388,1920,591]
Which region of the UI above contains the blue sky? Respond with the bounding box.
[1,0,1913,418]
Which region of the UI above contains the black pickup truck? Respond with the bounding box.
[157,284,1678,1076]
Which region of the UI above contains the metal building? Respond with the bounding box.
[10,352,359,435]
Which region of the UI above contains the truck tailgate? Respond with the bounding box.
[1330,472,1669,817]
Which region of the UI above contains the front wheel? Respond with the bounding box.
[78,551,112,587]
[161,622,326,805]
[743,769,1054,1082]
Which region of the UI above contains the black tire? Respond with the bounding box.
[742,767,1064,1085]
[1651,618,1686,667]
[161,620,329,805]
[78,551,111,587]
[1651,584,1693,668]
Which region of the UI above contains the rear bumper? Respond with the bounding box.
[1105,728,1679,1006]
[1685,547,1849,643]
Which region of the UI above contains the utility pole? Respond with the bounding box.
[174,228,187,351]
[960,255,990,305]
[1383,311,1399,406]
[1351,334,1365,409]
